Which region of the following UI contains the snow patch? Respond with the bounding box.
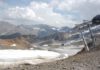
[0,50,60,60]
[0,45,84,66]
[10,44,16,47]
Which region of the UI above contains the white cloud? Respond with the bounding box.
[8,7,36,20]
[30,2,49,9]
[6,1,76,27]
[4,0,100,27]
[57,0,100,20]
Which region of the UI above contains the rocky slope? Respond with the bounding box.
[0,36,32,49]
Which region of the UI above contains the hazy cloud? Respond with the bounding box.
[6,1,76,27]
[0,0,100,27]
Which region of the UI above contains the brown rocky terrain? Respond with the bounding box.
[0,37,32,49]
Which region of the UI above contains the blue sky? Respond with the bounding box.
[4,0,33,6]
[0,0,100,27]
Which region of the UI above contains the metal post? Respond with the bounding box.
[80,28,89,51]
[87,23,96,48]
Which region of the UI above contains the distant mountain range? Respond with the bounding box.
[0,20,100,49]
[0,21,71,42]
[0,21,71,34]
